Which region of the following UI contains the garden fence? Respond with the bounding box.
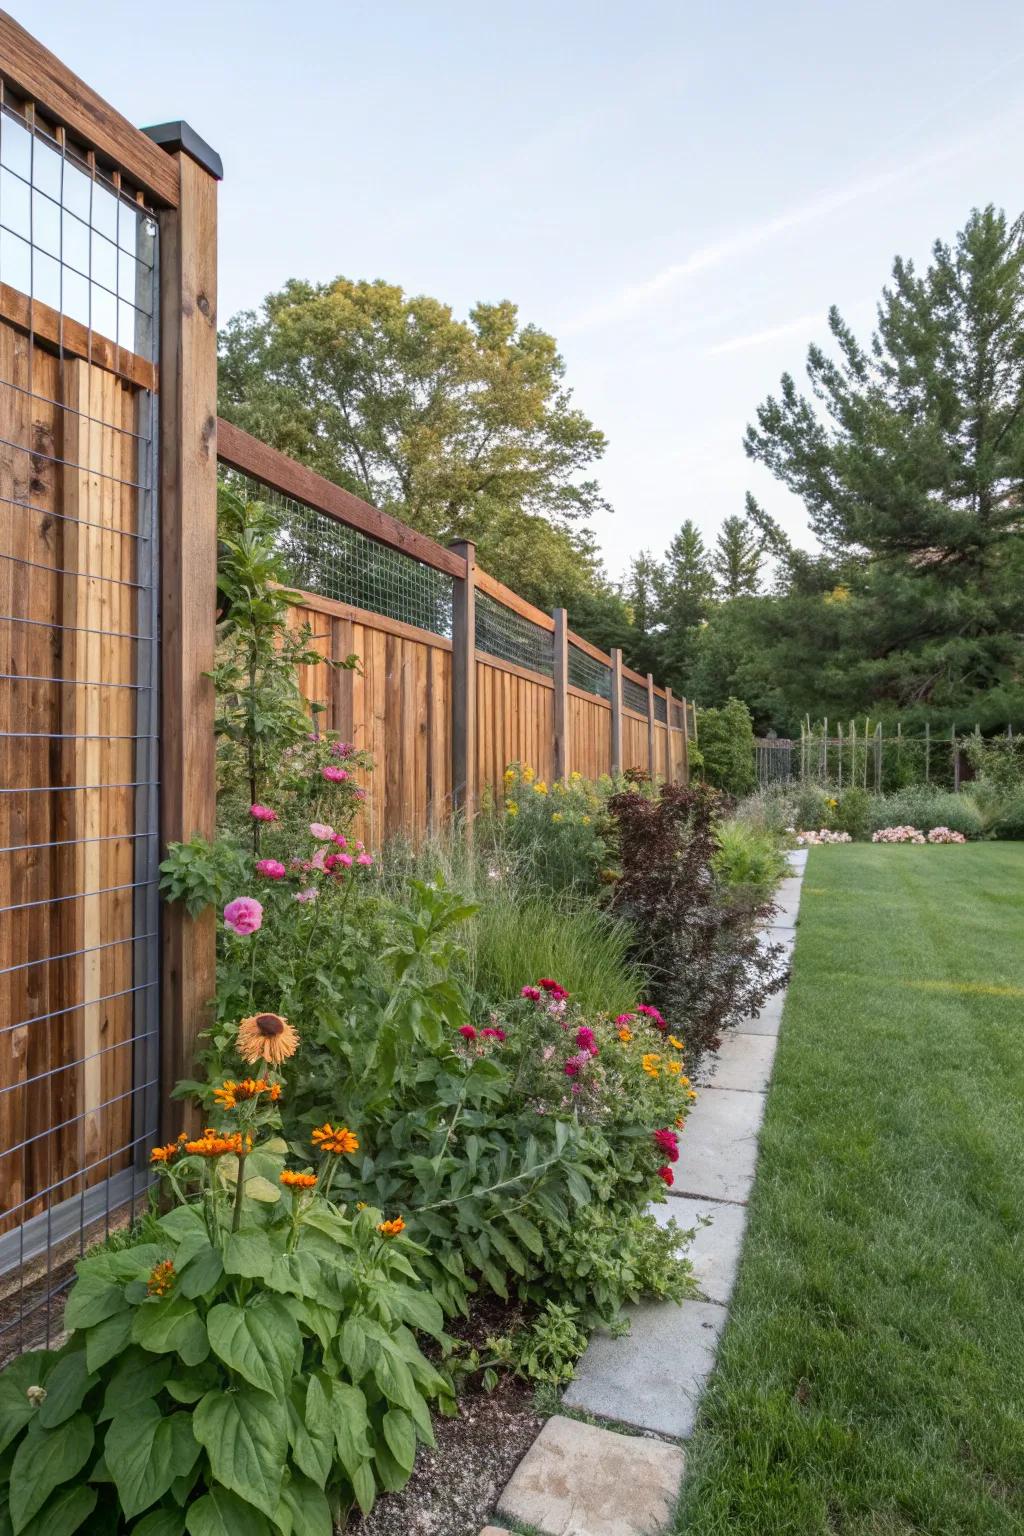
[0,15,696,1355]
[755,719,1019,793]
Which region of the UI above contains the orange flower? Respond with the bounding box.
[377,1217,405,1238]
[280,1169,317,1190]
[667,1035,685,1052]
[618,1027,633,1043]
[213,1077,282,1109]
[312,1123,360,1156]
[150,1142,183,1164]
[185,1128,251,1158]
[146,1259,175,1297]
[236,1013,299,1067]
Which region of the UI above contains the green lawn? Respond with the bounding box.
[676,844,1024,1535]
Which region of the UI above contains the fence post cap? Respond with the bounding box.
[142,121,224,180]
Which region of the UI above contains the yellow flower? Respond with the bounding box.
[667,1035,685,1052]
[377,1217,406,1238]
[666,1060,682,1076]
[581,815,591,825]
[618,1027,633,1043]
[503,767,516,783]
[533,781,548,795]
[687,1089,698,1101]
[356,1201,368,1211]
[551,812,563,823]
[146,1260,175,1298]
[522,766,535,783]
[506,801,519,817]
[570,771,582,782]
[642,1052,661,1078]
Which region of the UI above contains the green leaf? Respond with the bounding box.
[505,1212,545,1257]
[373,1439,410,1494]
[177,1243,224,1300]
[564,1164,592,1206]
[351,1461,376,1516]
[221,1231,274,1280]
[192,1386,287,1519]
[381,1408,416,1475]
[164,1360,220,1404]
[277,1474,331,1536]
[105,1403,200,1519]
[8,1413,94,1534]
[36,1353,97,1430]
[157,1207,207,1243]
[85,1309,134,1373]
[19,1484,97,1536]
[184,1489,273,1536]
[243,1176,282,1204]
[0,1352,55,1454]
[206,1298,300,1397]
[328,1380,369,1479]
[98,1350,172,1424]
[62,1273,126,1332]
[372,1351,419,1414]
[285,1381,332,1490]
[131,1297,209,1366]
[389,1288,445,1340]
[336,1318,366,1379]
[131,1511,186,1536]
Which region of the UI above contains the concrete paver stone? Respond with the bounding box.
[674,1085,766,1203]
[653,1194,748,1306]
[498,1414,685,1536]
[703,1030,778,1094]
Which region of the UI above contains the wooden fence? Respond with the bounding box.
[217,422,696,847]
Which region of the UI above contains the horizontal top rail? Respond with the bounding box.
[567,629,612,668]
[0,12,180,207]
[217,419,467,581]
[474,567,555,631]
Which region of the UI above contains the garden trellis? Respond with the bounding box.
[754,718,1019,792]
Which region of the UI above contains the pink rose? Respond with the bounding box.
[322,766,349,784]
[310,846,328,871]
[255,859,286,881]
[223,897,263,936]
[250,804,278,822]
[309,822,335,841]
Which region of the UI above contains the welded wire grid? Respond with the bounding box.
[568,642,611,700]
[653,693,667,724]
[622,676,650,716]
[224,470,454,638]
[0,95,161,1359]
[475,588,554,676]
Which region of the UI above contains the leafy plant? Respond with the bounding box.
[712,819,786,899]
[484,764,611,895]
[696,698,757,796]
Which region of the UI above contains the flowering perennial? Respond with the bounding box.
[872,825,926,844]
[311,1122,360,1155]
[795,828,853,845]
[237,1012,299,1066]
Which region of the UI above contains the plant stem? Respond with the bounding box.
[231,1149,248,1233]
[414,1154,563,1213]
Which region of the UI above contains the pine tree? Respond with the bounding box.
[713,515,763,597]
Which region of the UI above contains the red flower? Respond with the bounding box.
[538,978,568,999]
[653,1127,680,1162]
[521,986,542,1002]
[458,1025,477,1040]
[482,1027,506,1041]
[575,1026,598,1057]
[657,1165,674,1187]
[638,1004,668,1031]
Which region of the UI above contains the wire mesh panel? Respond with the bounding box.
[622,676,650,716]
[653,694,667,724]
[568,642,611,701]
[223,469,453,639]
[0,97,161,1359]
[475,588,554,677]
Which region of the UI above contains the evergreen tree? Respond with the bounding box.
[713,514,763,597]
[654,520,715,689]
[623,551,665,678]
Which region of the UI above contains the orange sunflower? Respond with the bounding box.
[312,1123,360,1156]
[237,1013,299,1067]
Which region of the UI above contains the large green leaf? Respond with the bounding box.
[351,1461,376,1516]
[19,1484,96,1536]
[277,1473,332,1536]
[389,1287,445,1340]
[130,1511,186,1536]
[105,1402,200,1518]
[381,1408,416,1475]
[97,1349,172,1424]
[285,1381,332,1489]
[0,1352,55,1454]
[84,1309,134,1373]
[62,1273,126,1332]
[206,1298,300,1397]
[8,1413,94,1534]
[328,1379,370,1479]
[131,1297,209,1366]
[371,1350,419,1414]
[184,1489,272,1536]
[221,1230,274,1280]
[192,1386,287,1519]
[36,1352,97,1430]
[176,1243,224,1300]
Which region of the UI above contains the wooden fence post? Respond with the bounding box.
[664,687,675,781]
[147,125,222,1138]
[553,607,569,782]
[610,649,623,776]
[680,695,690,785]
[449,540,477,834]
[646,673,657,779]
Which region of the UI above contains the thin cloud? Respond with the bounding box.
[565,127,993,337]
[705,313,820,357]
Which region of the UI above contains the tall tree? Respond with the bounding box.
[623,551,665,678]
[218,277,613,614]
[743,205,1024,724]
[654,520,715,689]
[713,514,763,597]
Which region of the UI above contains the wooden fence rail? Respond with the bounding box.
[217,421,694,846]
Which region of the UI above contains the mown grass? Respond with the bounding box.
[676,844,1024,1535]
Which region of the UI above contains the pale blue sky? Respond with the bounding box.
[22,1,1024,577]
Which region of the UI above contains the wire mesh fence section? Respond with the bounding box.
[475,589,554,677]
[756,738,794,784]
[568,642,611,700]
[622,676,649,716]
[223,470,454,638]
[0,96,162,1362]
[653,694,667,724]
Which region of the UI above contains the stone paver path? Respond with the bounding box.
[496,850,806,1535]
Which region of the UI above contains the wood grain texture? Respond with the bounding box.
[552,608,569,782]
[0,283,158,392]
[0,14,180,205]
[450,541,476,824]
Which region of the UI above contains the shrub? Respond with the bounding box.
[866,787,984,840]
[835,786,871,840]
[484,764,610,894]
[0,1044,454,1532]
[873,825,926,844]
[696,698,756,796]
[469,893,645,1016]
[991,793,1024,840]
[962,733,1024,792]
[608,782,787,1061]
[712,819,787,900]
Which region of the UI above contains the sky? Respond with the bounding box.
[20,0,1024,579]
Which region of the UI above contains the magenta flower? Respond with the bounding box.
[309,822,335,841]
[482,1027,507,1041]
[294,888,318,904]
[354,787,366,800]
[250,804,278,822]
[459,1025,477,1041]
[638,1004,668,1031]
[335,852,354,869]
[356,852,374,867]
[615,1013,635,1027]
[322,766,350,784]
[330,740,355,758]
[575,1025,598,1057]
[563,1050,590,1077]
[521,985,542,1002]
[332,833,348,848]
[255,859,287,881]
[653,1127,680,1161]
[223,897,263,936]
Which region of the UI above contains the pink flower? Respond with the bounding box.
[310,846,329,871]
[657,1165,674,1188]
[223,897,263,936]
[309,822,335,841]
[324,852,354,873]
[638,1004,667,1031]
[330,741,355,758]
[547,998,567,1017]
[564,1051,590,1077]
[255,859,287,881]
[322,765,350,784]
[653,1127,680,1162]
[459,1025,477,1041]
[538,978,568,1000]
[521,986,542,1002]
[295,888,318,904]
[250,804,278,823]
[615,1013,635,1027]
[332,834,348,848]
[576,1026,598,1057]
[482,1027,506,1042]
[356,852,374,867]
[354,788,366,800]
[542,1045,556,1062]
